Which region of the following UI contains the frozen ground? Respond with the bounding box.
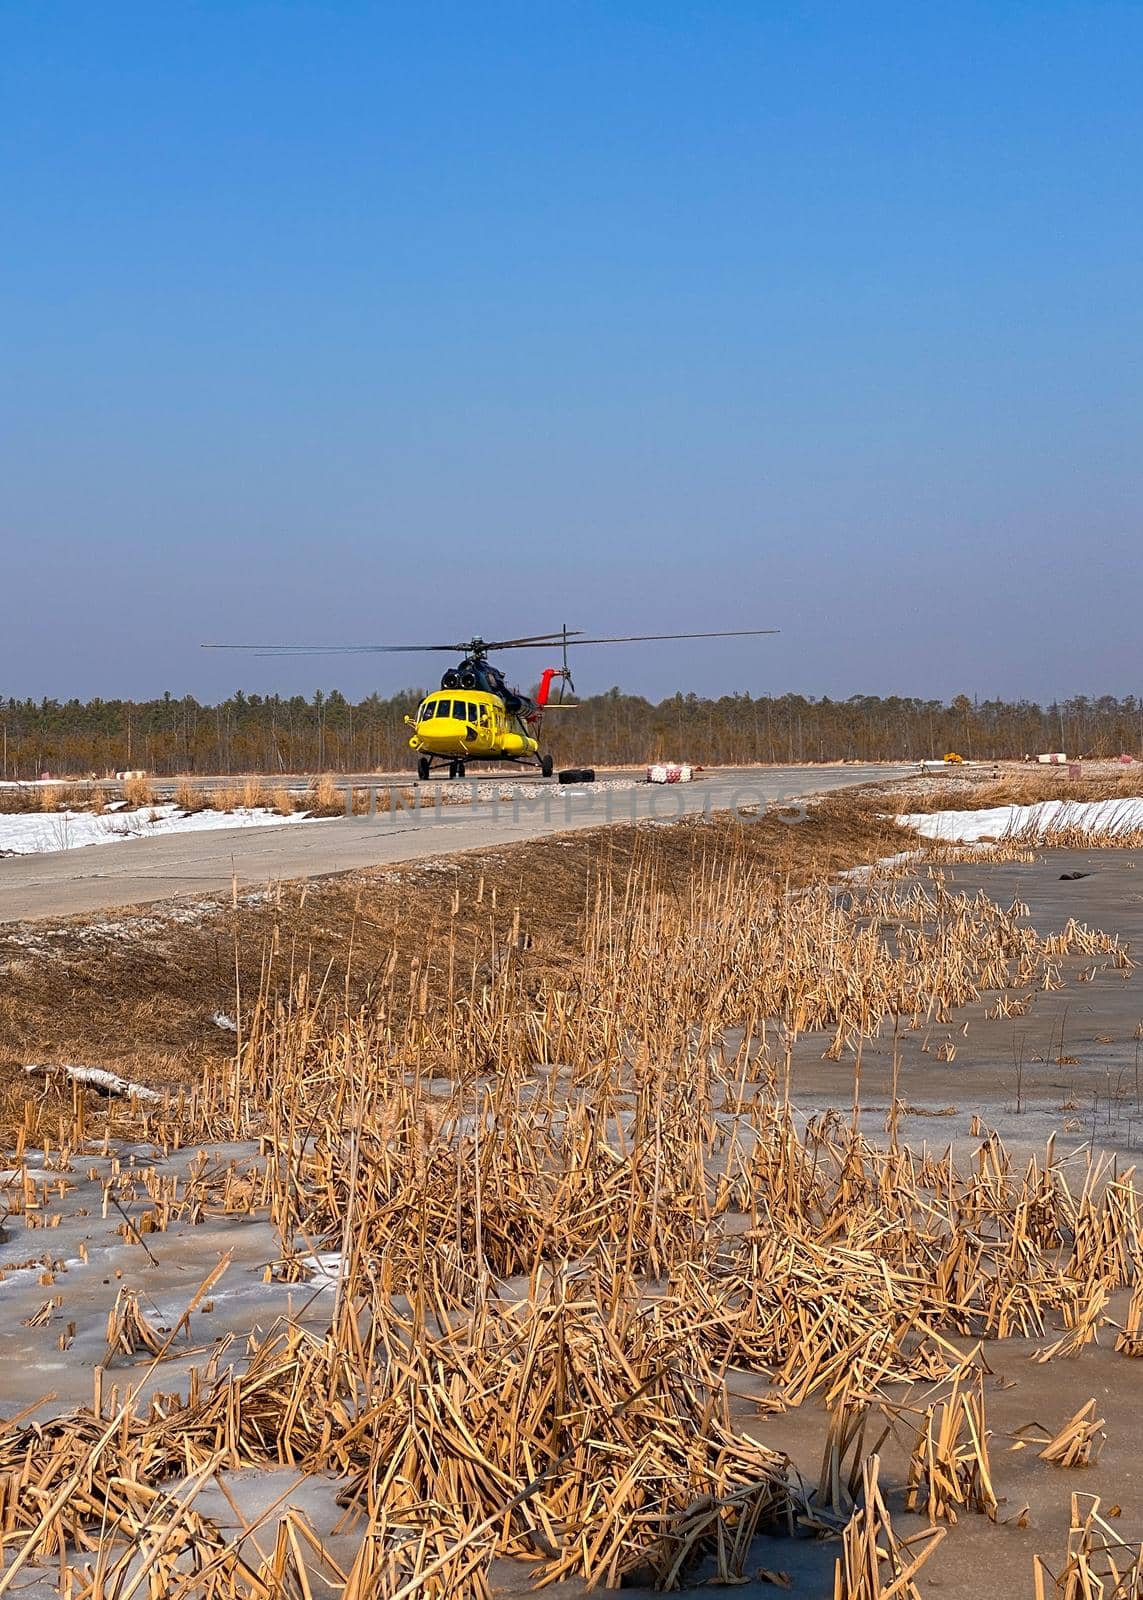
[0,803,323,856]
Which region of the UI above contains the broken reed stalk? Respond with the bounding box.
[1115,1279,1143,1358]
[1016,1402,1108,1470]
[904,1365,997,1523]
[833,1455,945,1600]
[816,1389,889,1520]
[1034,1493,1143,1600]
[104,1286,166,1360]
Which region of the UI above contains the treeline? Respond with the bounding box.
[1,688,1141,778]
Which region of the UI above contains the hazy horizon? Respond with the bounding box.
[3,3,1141,707]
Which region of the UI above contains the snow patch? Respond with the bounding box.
[898,797,1143,843]
[0,804,322,856]
[837,851,923,883]
[297,1252,343,1291]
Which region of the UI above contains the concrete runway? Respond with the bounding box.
[0,765,909,923]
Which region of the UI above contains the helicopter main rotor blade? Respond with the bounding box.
[201,643,467,654]
[201,627,778,655]
[201,631,585,655]
[565,628,780,646]
[478,633,585,649]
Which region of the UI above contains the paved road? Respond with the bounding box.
[0,766,910,923]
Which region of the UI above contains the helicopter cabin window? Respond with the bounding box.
[466,701,478,723]
[419,701,437,721]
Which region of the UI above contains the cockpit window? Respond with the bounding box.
[419,701,437,721]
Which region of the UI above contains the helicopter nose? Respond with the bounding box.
[418,711,473,750]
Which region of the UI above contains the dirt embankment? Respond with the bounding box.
[0,796,910,1131]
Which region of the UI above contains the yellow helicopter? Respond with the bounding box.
[203,625,777,779]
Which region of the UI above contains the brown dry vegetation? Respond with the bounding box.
[0,775,482,824]
[5,975,1143,1591]
[4,793,1143,1592]
[871,768,1143,815]
[0,798,909,1122]
[861,770,1143,855]
[120,773,156,809]
[0,782,107,816]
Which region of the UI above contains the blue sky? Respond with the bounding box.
[2,1,1141,703]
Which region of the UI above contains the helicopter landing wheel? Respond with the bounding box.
[540,754,554,778]
[456,761,466,778]
[447,760,458,779]
[417,756,431,781]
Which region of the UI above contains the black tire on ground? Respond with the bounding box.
[580,768,595,783]
[540,754,554,778]
[417,756,431,781]
[448,760,459,779]
[557,768,581,784]
[456,761,466,778]
[558,767,596,784]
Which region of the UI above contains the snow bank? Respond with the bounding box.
[897,797,1143,843]
[0,803,319,856]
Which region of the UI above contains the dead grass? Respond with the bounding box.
[0,782,104,816]
[0,801,909,1116]
[206,781,244,812]
[308,772,341,814]
[875,770,1143,815]
[5,1029,1141,1590]
[175,777,210,814]
[120,774,156,809]
[0,784,38,815]
[3,795,1143,1593]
